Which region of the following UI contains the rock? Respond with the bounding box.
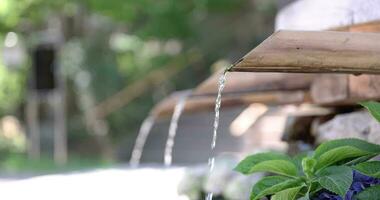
[314,110,380,144]
[276,0,380,31]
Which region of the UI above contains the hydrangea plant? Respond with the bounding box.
[234,101,380,200]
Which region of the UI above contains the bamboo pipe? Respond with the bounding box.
[229,30,380,74]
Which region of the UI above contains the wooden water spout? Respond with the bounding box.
[230,30,380,74]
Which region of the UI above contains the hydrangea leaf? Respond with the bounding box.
[344,154,376,166]
[293,152,309,171]
[313,138,380,159]
[271,186,304,200]
[353,161,380,178]
[250,176,302,200]
[247,160,298,177]
[235,152,297,176]
[317,166,353,197]
[360,101,380,123]
[354,185,380,200]
[315,146,372,170]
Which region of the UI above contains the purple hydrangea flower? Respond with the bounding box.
[312,170,380,200]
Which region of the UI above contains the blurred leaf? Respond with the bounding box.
[354,185,380,200]
[360,101,380,123]
[353,161,380,178]
[293,152,309,172]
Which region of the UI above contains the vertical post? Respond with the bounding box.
[26,92,40,159]
[53,90,67,165]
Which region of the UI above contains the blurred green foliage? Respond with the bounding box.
[0,153,112,173]
[0,0,277,161]
[0,64,25,114]
[0,0,67,31]
[0,44,26,115]
[84,0,248,39]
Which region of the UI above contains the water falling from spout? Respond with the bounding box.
[129,115,157,167]
[206,68,229,200]
[164,90,192,166]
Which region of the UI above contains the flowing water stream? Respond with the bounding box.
[129,67,229,200]
[164,90,192,166]
[206,69,228,200]
[129,115,157,167]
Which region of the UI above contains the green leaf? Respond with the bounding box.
[313,138,380,159]
[360,101,380,123]
[353,161,380,178]
[344,154,376,166]
[248,160,298,177]
[293,152,309,172]
[299,182,322,200]
[250,176,303,200]
[317,166,353,197]
[302,157,317,177]
[354,185,380,200]
[315,146,372,170]
[309,181,323,195]
[235,152,297,176]
[271,186,304,200]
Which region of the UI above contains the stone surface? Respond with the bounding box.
[314,110,380,144]
[276,0,380,31]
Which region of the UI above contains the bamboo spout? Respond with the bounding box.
[230,30,380,74]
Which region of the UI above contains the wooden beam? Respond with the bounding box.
[152,90,310,118]
[230,30,380,74]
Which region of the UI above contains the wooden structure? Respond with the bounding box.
[154,28,380,117]
[151,0,380,120]
[152,61,315,118]
[234,0,380,152]
[154,1,380,116]
[262,0,380,105]
[151,90,309,118]
[229,30,380,74]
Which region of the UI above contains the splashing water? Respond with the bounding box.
[164,90,192,167]
[206,69,228,200]
[129,115,157,167]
